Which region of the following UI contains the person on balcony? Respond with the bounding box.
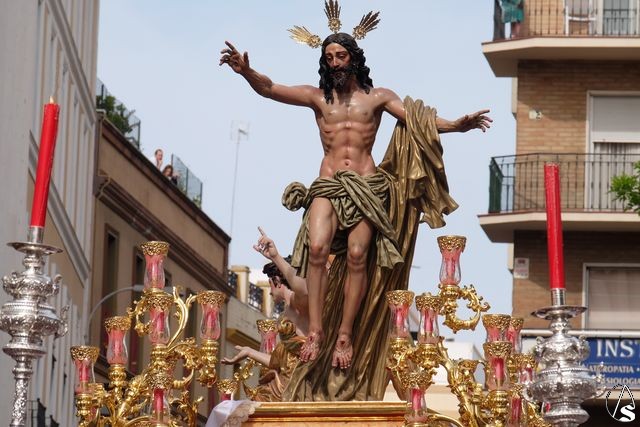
[162,164,179,185]
[501,0,524,38]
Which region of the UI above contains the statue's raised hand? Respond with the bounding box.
[454,109,493,133]
[219,41,249,74]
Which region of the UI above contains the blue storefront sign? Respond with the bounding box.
[584,337,640,389]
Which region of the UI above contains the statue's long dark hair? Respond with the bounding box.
[318,33,373,103]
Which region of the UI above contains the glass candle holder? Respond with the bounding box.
[147,291,173,345]
[484,341,513,391]
[507,385,528,427]
[415,293,441,345]
[70,346,99,394]
[385,290,415,340]
[482,314,511,343]
[507,317,524,354]
[216,379,238,402]
[437,235,466,286]
[105,316,131,365]
[147,372,172,426]
[197,290,226,341]
[257,319,278,354]
[140,241,169,290]
[515,353,536,384]
[404,372,431,424]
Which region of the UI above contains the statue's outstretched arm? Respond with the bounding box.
[220,40,318,108]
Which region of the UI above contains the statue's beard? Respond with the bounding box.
[329,64,356,90]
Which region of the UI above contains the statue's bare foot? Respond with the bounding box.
[332,333,353,370]
[300,331,322,362]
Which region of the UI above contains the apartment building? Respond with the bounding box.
[481,1,640,423]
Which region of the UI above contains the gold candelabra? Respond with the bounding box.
[70,241,226,427]
[386,236,550,427]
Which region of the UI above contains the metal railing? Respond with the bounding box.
[493,0,640,40]
[96,79,142,148]
[171,154,203,208]
[488,153,640,213]
[248,282,263,312]
[227,271,238,295]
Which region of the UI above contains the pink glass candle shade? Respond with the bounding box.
[437,236,466,286]
[407,387,428,423]
[74,359,93,394]
[70,346,98,394]
[484,341,512,391]
[508,395,526,427]
[107,329,127,364]
[145,254,165,289]
[404,372,430,424]
[197,291,226,341]
[490,356,508,390]
[482,314,511,343]
[140,242,169,290]
[216,380,237,402]
[260,330,277,354]
[149,307,170,345]
[440,249,461,285]
[201,304,220,340]
[385,291,414,340]
[507,318,524,354]
[150,388,170,424]
[419,308,438,343]
[391,302,410,339]
[105,316,131,365]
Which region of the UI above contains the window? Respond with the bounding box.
[602,0,639,35]
[129,251,144,373]
[585,265,640,329]
[101,227,119,355]
[588,95,640,210]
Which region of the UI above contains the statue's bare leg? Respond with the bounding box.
[300,197,337,363]
[332,219,373,369]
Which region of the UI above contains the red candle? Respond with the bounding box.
[544,163,565,290]
[30,100,60,228]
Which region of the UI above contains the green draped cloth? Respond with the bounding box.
[281,97,458,401]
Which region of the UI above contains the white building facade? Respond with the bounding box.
[0,0,99,424]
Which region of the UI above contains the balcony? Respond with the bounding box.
[96,79,141,147]
[484,0,640,76]
[479,153,640,242]
[171,154,203,208]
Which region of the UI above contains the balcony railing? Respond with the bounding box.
[248,282,263,312]
[171,154,203,208]
[488,153,640,213]
[493,0,640,40]
[227,271,238,295]
[96,79,141,148]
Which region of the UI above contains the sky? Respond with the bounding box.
[97,1,516,344]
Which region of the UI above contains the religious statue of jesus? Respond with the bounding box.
[220,2,491,401]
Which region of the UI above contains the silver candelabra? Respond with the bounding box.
[0,226,68,427]
[528,288,605,427]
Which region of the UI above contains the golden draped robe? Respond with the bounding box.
[281,97,458,401]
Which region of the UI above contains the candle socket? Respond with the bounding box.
[550,287,565,307]
[28,226,45,244]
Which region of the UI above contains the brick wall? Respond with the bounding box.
[512,230,640,328]
[516,61,640,155]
